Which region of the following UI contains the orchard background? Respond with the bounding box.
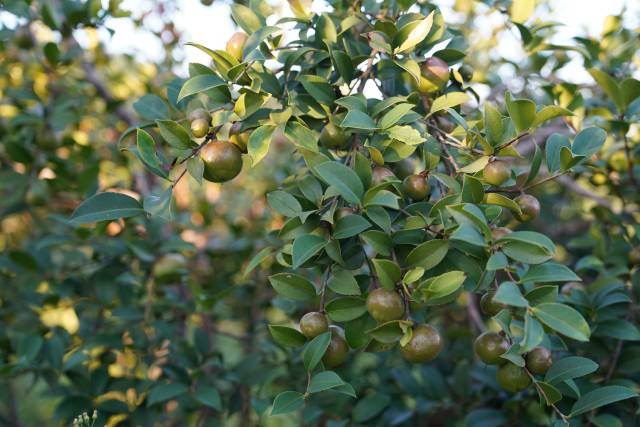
[1,0,640,426]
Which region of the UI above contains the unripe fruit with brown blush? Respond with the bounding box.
[392,158,415,179]
[299,312,329,338]
[474,331,509,365]
[480,291,506,316]
[400,324,443,363]
[491,227,512,241]
[319,122,348,149]
[200,141,243,183]
[416,57,449,93]
[191,118,209,138]
[496,363,531,392]
[403,174,430,201]
[629,248,640,266]
[371,167,395,185]
[188,108,211,123]
[458,64,474,82]
[525,347,552,375]
[226,32,248,61]
[322,327,349,368]
[366,288,404,322]
[483,160,510,186]
[514,194,541,222]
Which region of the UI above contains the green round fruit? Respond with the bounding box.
[479,292,505,316]
[371,167,395,185]
[187,108,211,123]
[300,312,329,339]
[322,328,349,368]
[191,118,209,138]
[491,227,511,241]
[402,174,430,201]
[319,122,348,149]
[400,324,443,363]
[226,32,248,61]
[15,26,34,50]
[514,194,541,222]
[473,331,509,365]
[483,160,510,186]
[496,363,531,393]
[366,288,404,322]
[392,158,415,179]
[416,57,449,93]
[458,64,474,82]
[526,347,552,375]
[629,248,640,266]
[200,141,243,183]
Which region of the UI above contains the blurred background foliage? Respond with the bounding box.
[0,0,639,426]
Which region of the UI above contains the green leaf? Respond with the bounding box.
[194,386,222,410]
[133,94,169,120]
[333,214,371,239]
[69,192,145,225]
[143,187,173,221]
[520,313,544,353]
[177,75,226,102]
[535,381,562,406]
[594,319,640,341]
[484,102,503,146]
[360,230,392,256]
[484,193,522,216]
[493,282,529,308]
[327,269,361,296]
[386,125,425,145]
[506,96,536,133]
[544,356,598,384]
[268,273,317,301]
[284,121,318,152]
[572,127,606,158]
[243,247,272,277]
[546,133,571,172]
[308,371,346,393]
[156,120,197,149]
[510,0,536,23]
[352,392,391,423]
[570,386,639,417]
[302,331,331,371]
[429,92,469,116]
[530,106,572,129]
[248,125,276,166]
[378,103,415,129]
[271,391,305,415]
[147,383,188,406]
[268,325,307,347]
[267,191,302,217]
[340,110,377,130]
[314,161,364,204]
[230,4,263,34]
[326,297,367,322]
[366,320,412,344]
[292,235,327,268]
[299,74,335,106]
[521,263,580,283]
[420,271,466,301]
[186,156,204,183]
[371,259,401,290]
[395,12,434,53]
[405,239,449,271]
[532,303,590,342]
[136,129,167,178]
[588,69,623,111]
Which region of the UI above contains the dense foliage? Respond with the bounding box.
[1,0,640,426]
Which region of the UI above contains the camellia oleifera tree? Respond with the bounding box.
[64,0,640,425]
[2,0,640,426]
